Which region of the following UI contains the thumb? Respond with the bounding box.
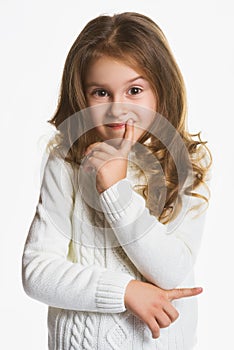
[167,287,203,302]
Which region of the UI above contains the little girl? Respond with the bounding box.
[22,12,212,350]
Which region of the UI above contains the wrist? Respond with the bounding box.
[124,279,137,308]
[97,174,127,194]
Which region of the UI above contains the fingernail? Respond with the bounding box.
[128,118,134,125]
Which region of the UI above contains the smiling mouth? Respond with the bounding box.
[106,123,126,128]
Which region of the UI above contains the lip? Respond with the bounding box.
[106,123,126,129]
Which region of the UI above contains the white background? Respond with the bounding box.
[1,0,233,349]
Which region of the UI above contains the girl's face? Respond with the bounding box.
[84,56,156,146]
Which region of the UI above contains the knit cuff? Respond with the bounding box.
[95,270,134,313]
[99,178,144,223]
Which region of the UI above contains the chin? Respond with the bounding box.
[103,138,123,148]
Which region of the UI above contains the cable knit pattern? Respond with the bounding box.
[82,315,95,350]
[22,151,207,349]
[93,211,106,268]
[70,312,84,349]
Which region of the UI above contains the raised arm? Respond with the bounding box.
[99,177,208,289]
[22,154,134,313]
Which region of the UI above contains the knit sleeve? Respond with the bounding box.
[99,177,209,290]
[22,153,134,313]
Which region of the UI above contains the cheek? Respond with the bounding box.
[89,125,110,142]
[94,125,105,136]
[147,93,157,111]
[134,125,149,140]
[141,88,157,111]
[137,107,155,130]
[133,109,155,140]
[90,114,103,128]
[88,106,107,128]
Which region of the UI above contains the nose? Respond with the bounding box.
[107,101,128,119]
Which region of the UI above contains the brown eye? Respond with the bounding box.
[128,87,143,95]
[92,89,110,97]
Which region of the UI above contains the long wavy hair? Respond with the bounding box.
[47,12,212,224]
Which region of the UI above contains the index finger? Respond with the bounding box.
[167,287,203,301]
[120,118,135,153]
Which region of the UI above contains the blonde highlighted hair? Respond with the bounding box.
[47,12,212,223]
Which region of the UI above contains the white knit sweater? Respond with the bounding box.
[22,151,207,350]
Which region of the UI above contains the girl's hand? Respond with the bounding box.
[124,280,203,339]
[82,119,135,194]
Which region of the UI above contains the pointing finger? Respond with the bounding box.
[167,287,203,301]
[120,118,135,153]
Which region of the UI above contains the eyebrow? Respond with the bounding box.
[85,75,145,88]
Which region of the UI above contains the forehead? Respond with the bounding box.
[85,56,145,84]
